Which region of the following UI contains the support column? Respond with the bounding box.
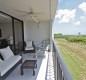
[49,0,53,53]
[50,20,53,53]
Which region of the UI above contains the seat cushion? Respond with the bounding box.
[25,47,34,50]
[0,46,14,60]
[0,55,21,76]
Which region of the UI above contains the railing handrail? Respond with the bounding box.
[53,40,73,80]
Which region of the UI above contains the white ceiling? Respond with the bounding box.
[0,0,58,22]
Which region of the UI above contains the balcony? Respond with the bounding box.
[4,40,73,80]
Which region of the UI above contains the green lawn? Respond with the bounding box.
[55,38,86,80]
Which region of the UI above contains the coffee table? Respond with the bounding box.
[20,60,37,76]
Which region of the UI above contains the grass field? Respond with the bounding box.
[55,38,86,80]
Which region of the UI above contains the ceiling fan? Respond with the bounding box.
[15,7,43,22]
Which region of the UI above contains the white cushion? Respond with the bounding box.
[0,55,21,76]
[25,47,34,50]
[26,41,32,48]
[0,46,14,60]
[0,58,3,62]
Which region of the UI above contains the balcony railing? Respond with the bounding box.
[53,41,73,80]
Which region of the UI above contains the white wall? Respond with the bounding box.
[24,21,50,46]
[0,22,12,39]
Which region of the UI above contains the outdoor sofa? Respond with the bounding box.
[0,46,22,79]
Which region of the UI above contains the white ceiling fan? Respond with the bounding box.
[15,7,43,22]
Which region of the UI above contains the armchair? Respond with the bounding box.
[24,41,36,53]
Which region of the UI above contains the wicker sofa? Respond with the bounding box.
[0,46,22,79]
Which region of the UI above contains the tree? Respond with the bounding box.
[54,33,63,38]
[78,32,81,36]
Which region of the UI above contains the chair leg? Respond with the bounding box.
[21,67,23,75]
[33,69,35,75]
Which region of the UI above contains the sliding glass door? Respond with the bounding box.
[0,11,24,54]
[13,19,24,53]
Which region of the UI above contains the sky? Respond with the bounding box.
[52,0,86,35]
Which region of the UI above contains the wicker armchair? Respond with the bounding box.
[24,41,36,53]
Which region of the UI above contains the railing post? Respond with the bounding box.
[57,58,60,80]
[54,53,57,80]
[57,58,58,80]
[60,67,62,80]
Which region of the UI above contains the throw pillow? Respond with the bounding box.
[0,46,14,60]
[26,41,32,48]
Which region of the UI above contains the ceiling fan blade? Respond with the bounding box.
[14,8,43,15]
[22,14,39,22]
[29,7,44,15]
[14,9,29,14]
[14,8,39,22]
[34,12,44,15]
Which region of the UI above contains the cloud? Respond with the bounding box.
[74,21,80,25]
[80,16,86,22]
[78,2,86,13]
[80,16,85,19]
[55,9,76,23]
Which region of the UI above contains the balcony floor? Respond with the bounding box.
[5,50,48,80]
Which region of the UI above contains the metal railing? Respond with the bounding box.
[53,41,73,80]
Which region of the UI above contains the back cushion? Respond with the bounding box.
[26,41,32,47]
[0,46,14,60]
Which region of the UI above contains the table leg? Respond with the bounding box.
[33,69,35,75]
[21,67,23,75]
